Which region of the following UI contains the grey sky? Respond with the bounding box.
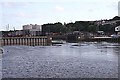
[0,0,120,31]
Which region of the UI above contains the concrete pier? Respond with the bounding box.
[1,36,51,46]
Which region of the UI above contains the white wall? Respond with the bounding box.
[23,24,42,31]
[23,25,32,30]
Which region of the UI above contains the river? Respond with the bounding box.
[2,42,120,78]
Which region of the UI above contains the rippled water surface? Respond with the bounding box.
[2,42,119,78]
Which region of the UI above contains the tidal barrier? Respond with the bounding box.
[0,36,51,46]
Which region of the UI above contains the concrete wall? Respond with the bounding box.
[1,36,51,46]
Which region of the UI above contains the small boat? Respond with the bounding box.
[52,44,62,46]
[52,40,66,44]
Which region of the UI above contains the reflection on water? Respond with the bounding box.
[2,42,119,78]
[49,42,119,59]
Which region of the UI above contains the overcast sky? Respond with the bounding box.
[0,0,120,31]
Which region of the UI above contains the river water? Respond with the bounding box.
[2,42,120,78]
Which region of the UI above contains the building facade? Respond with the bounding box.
[23,24,42,36]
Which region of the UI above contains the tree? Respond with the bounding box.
[99,24,115,34]
[87,25,97,33]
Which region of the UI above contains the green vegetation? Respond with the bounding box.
[42,16,120,35]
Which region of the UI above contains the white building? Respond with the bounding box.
[23,24,42,31]
[23,24,42,36]
[23,24,32,30]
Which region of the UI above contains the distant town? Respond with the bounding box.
[1,16,120,39]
